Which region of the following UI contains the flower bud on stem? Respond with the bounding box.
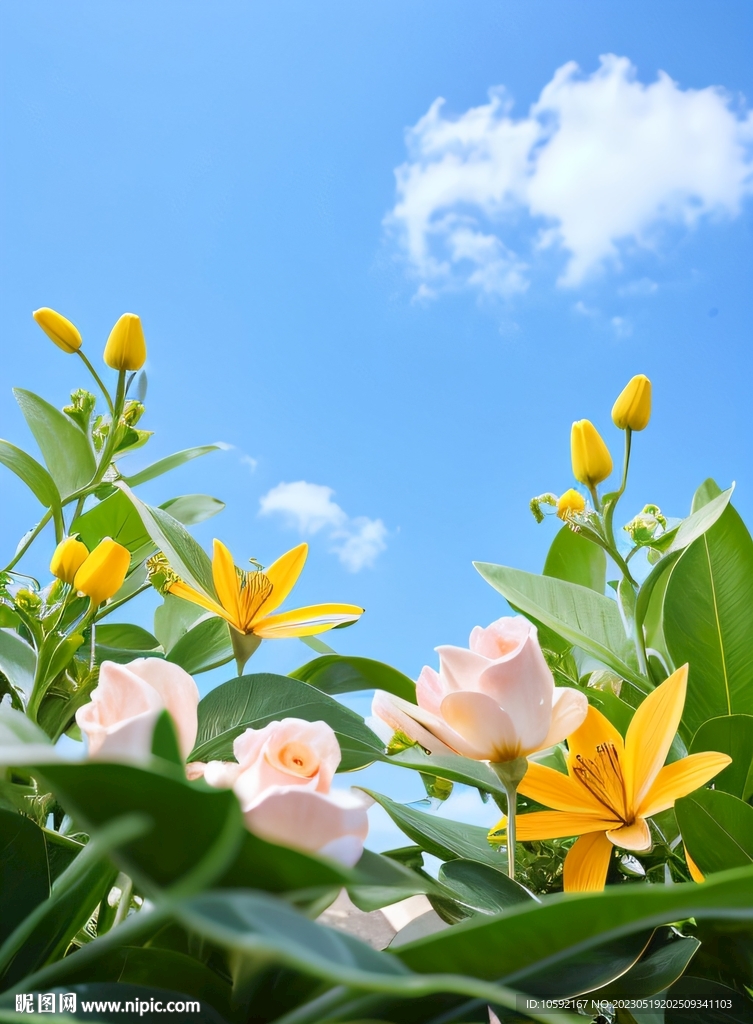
[490,756,528,880]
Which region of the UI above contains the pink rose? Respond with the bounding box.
[76,659,199,761]
[197,718,369,866]
[373,616,587,762]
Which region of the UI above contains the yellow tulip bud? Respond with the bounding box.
[50,537,90,584]
[612,374,652,431]
[103,313,146,371]
[33,307,82,354]
[74,537,131,607]
[556,489,586,521]
[571,420,613,488]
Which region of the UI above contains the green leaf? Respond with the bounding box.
[191,673,383,771]
[438,859,533,914]
[167,616,233,675]
[663,503,753,735]
[0,629,36,700]
[159,494,225,526]
[0,809,50,945]
[153,594,207,652]
[691,477,723,513]
[33,762,242,888]
[122,444,222,488]
[95,622,161,652]
[14,388,96,498]
[72,489,151,558]
[362,790,505,870]
[0,440,61,508]
[378,746,507,801]
[219,828,351,893]
[118,483,216,597]
[474,562,647,693]
[690,714,753,800]
[395,865,753,987]
[594,927,700,1000]
[543,526,606,593]
[291,655,417,703]
[348,848,442,911]
[151,710,183,766]
[676,789,753,875]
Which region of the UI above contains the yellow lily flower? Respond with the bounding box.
[164,539,363,641]
[489,665,730,893]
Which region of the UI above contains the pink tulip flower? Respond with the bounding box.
[76,658,199,761]
[195,718,370,866]
[373,616,587,763]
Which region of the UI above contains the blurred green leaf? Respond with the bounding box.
[191,673,383,771]
[474,562,647,693]
[159,494,225,526]
[590,927,700,999]
[664,503,753,735]
[0,440,61,509]
[292,655,416,703]
[14,389,96,498]
[543,526,606,593]
[676,788,753,875]
[167,616,233,675]
[122,445,222,488]
[0,629,36,700]
[0,809,50,945]
[690,714,753,800]
[438,859,533,914]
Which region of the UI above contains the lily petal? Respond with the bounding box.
[563,831,613,892]
[497,809,618,841]
[168,580,232,624]
[567,704,624,775]
[252,602,364,638]
[637,751,732,818]
[371,690,456,756]
[212,540,242,627]
[518,761,605,815]
[606,817,651,852]
[440,691,520,762]
[254,543,309,619]
[685,846,705,883]
[624,664,688,810]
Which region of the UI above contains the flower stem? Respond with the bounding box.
[2,509,53,572]
[491,757,528,880]
[77,349,115,415]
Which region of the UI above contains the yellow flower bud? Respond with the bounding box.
[74,537,131,607]
[103,313,146,371]
[556,489,586,521]
[33,307,82,354]
[50,537,90,585]
[571,420,613,488]
[612,374,652,431]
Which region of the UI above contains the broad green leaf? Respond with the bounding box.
[690,714,753,800]
[378,746,507,801]
[122,444,222,488]
[543,525,606,593]
[95,622,161,652]
[362,790,505,870]
[151,710,183,767]
[191,673,383,771]
[154,594,208,652]
[593,927,700,999]
[676,789,753,875]
[0,629,36,699]
[519,931,651,999]
[395,865,753,986]
[691,477,723,514]
[0,984,229,1024]
[292,655,417,703]
[663,503,753,735]
[34,762,242,888]
[14,388,96,498]
[438,859,533,914]
[72,489,151,558]
[0,809,50,945]
[666,976,752,1024]
[159,494,225,526]
[0,440,60,508]
[167,616,233,675]
[118,483,216,597]
[348,848,442,911]
[474,562,647,693]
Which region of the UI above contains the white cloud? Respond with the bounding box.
[611,315,633,338]
[573,300,598,317]
[619,277,658,297]
[387,55,753,297]
[240,454,258,473]
[259,481,387,572]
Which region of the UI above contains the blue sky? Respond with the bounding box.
[2,0,752,707]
